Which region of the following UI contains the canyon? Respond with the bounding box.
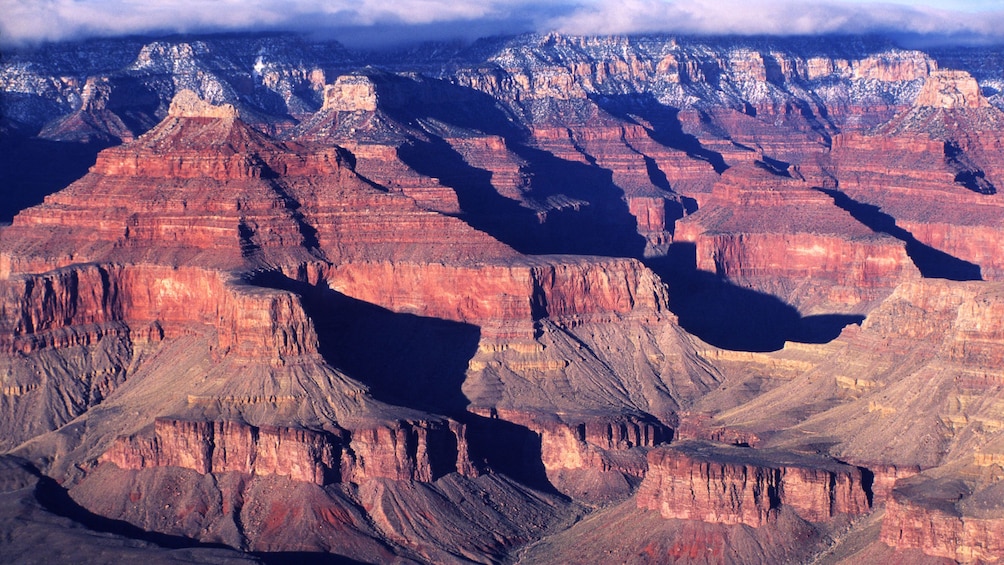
[3,31,1004,563]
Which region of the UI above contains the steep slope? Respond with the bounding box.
[679,278,1004,562]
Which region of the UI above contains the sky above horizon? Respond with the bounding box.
[3,0,1004,48]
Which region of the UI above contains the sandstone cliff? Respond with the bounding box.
[637,441,870,527]
[675,163,918,310]
[881,484,1004,563]
[102,416,480,486]
[828,68,1004,281]
[1,89,517,276]
[103,419,341,485]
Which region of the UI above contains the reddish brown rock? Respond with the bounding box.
[676,413,761,447]
[342,419,478,483]
[504,409,667,465]
[562,122,706,252]
[102,418,341,484]
[11,39,1004,564]
[0,260,344,452]
[1,89,516,275]
[103,417,479,485]
[880,478,1004,563]
[827,72,1004,281]
[675,163,918,308]
[866,464,922,506]
[324,255,668,329]
[637,441,871,527]
[445,135,530,202]
[0,263,319,360]
[440,408,673,503]
[345,142,464,214]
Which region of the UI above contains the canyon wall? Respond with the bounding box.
[102,419,341,485]
[881,486,1004,563]
[6,32,1004,564]
[1,263,318,360]
[324,256,668,329]
[102,417,478,485]
[637,441,871,527]
[675,164,918,308]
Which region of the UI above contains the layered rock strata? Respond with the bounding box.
[637,441,871,526]
[880,477,1004,563]
[675,163,917,308]
[0,89,515,276]
[0,263,317,360]
[103,417,477,485]
[480,409,672,501]
[829,69,1004,280]
[6,33,1004,563]
[103,419,342,485]
[324,255,667,330]
[0,261,332,450]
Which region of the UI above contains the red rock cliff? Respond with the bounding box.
[637,441,871,527]
[675,164,917,307]
[102,417,479,486]
[324,255,667,330]
[880,479,1004,563]
[102,418,342,485]
[0,263,319,361]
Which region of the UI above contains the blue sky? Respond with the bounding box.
[2,0,1004,46]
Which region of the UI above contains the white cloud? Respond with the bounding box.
[2,0,1003,46]
[0,0,524,44]
[548,0,1004,38]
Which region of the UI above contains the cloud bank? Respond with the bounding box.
[3,0,1004,47]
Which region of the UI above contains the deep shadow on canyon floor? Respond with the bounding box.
[647,243,865,352]
[0,137,112,223]
[249,273,558,494]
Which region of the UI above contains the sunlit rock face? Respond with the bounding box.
[637,441,871,527]
[4,32,1004,564]
[915,70,990,110]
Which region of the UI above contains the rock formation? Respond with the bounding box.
[102,416,480,485]
[675,163,919,310]
[102,419,343,485]
[915,70,990,109]
[4,31,1004,564]
[881,478,1004,563]
[828,68,1004,283]
[637,441,870,527]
